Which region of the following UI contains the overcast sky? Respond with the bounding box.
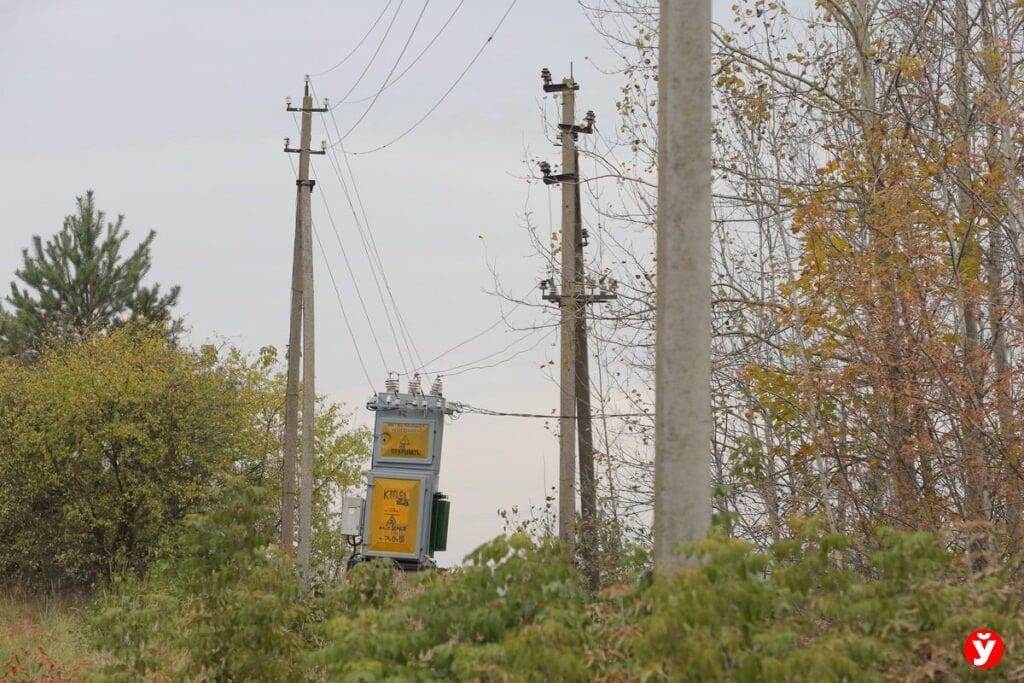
[0,1,730,564]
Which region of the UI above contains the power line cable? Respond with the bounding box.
[337,0,468,105]
[332,0,432,140]
[312,225,378,393]
[285,154,377,393]
[310,163,392,374]
[319,148,413,375]
[334,138,427,373]
[307,96,417,375]
[426,327,550,377]
[310,0,397,77]
[455,402,650,420]
[405,307,520,376]
[314,86,427,375]
[346,0,519,155]
[294,108,412,375]
[333,0,408,105]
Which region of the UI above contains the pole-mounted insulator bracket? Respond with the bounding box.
[540,279,617,307]
[541,67,578,93]
[286,105,330,114]
[558,111,596,135]
[538,160,577,185]
[558,123,593,135]
[583,291,617,304]
[296,179,316,189]
[284,147,327,156]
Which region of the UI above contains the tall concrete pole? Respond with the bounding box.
[541,72,605,569]
[573,148,599,588]
[653,0,712,570]
[281,189,302,553]
[283,77,326,575]
[281,110,308,554]
[558,79,578,558]
[297,88,316,577]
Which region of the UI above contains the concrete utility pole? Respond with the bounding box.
[653,0,712,571]
[572,163,606,589]
[282,181,302,553]
[548,70,581,561]
[543,70,580,558]
[539,69,613,580]
[283,76,326,577]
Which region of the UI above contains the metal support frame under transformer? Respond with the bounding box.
[353,382,456,571]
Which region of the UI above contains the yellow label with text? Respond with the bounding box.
[380,422,431,460]
[366,477,421,555]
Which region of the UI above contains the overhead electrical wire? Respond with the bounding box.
[333,0,408,105]
[337,0,468,105]
[425,327,551,378]
[404,307,520,377]
[292,110,411,378]
[285,154,377,393]
[331,0,433,140]
[309,91,419,375]
[345,0,519,155]
[292,111,398,376]
[298,110,418,380]
[295,0,529,390]
[455,402,650,420]
[314,120,542,384]
[310,163,393,374]
[312,225,378,393]
[291,121,409,389]
[309,0,397,77]
[319,147,413,375]
[313,83,427,375]
[335,138,426,372]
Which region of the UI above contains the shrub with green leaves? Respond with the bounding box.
[0,326,242,585]
[594,520,1024,682]
[90,480,308,682]
[314,522,1024,682]
[88,509,1024,681]
[315,534,591,681]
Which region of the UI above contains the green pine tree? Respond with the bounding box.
[0,190,180,355]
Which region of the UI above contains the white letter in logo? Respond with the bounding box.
[973,633,996,666]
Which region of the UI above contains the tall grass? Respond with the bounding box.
[0,584,105,681]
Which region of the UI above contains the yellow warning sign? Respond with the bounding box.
[366,477,421,555]
[380,422,432,460]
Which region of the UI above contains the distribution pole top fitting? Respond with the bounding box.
[541,67,577,93]
[283,138,327,156]
[286,78,329,114]
[540,276,617,306]
[540,277,560,303]
[558,109,596,136]
[538,160,576,185]
[283,80,329,156]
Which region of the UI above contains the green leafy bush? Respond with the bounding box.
[314,522,1024,682]
[90,480,308,681]
[597,520,1024,681]
[0,327,243,585]
[315,534,590,681]
[87,504,1024,681]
